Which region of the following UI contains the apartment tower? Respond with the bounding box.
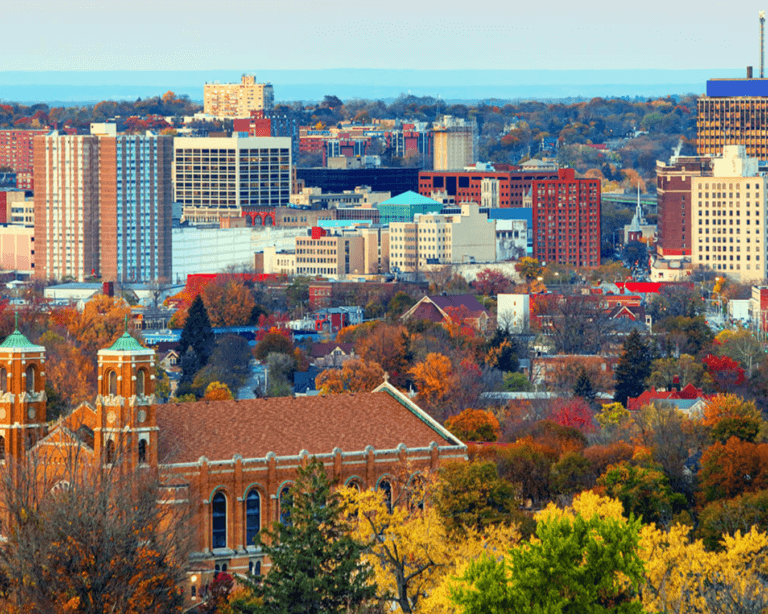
[34,132,173,283]
[432,115,476,171]
[203,75,275,118]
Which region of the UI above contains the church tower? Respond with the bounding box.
[95,322,158,469]
[0,316,47,462]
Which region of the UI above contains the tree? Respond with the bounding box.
[473,268,513,296]
[0,442,191,613]
[497,439,559,506]
[178,295,214,369]
[316,359,385,394]
[444,408,501,442]
[253,329,294,361]
[515,256,542,281]
[715,329,764,378]
[697,489,768,551]
[203,381,233,401]
[573,367,597,402]
[698,437,768,504]
[703,354,746,392]
[450,492,646,614]
[252,458,376,614]
[613,330,652,406]
[201,277,255,328]
[408,353,452,408]
[597,460,685,525]
[646,354,705,391]
[703,394,764,443]
[38,330,94,417]
[549,398,595,433]
[433,461,523,537]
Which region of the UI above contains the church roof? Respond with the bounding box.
[156,385,461,464]
[0,328,42,350]
[106,331,145,352]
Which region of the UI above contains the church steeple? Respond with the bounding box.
[0,314,47,461]
[95,321,157,468]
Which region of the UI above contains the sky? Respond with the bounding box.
[1,0,765,72]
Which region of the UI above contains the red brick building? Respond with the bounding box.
[656,156,714,257]
[532,169,601,267]
[3,324,466,601]
[418,169,558,208]
[0,130,47,191]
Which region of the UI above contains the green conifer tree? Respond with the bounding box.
[252,458,376,614]
[178,295,214,368]
[613,330,652,406]
[573,367,596,402]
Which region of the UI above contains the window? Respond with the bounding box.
[212,492,227,549]
[0,368,5,394]
[105,439,115,465]
[0,436,5,461]
[248,560,262,576]
[138,439,147,464]
[108,370,117,396]
[245,489,261,545]
[279,486,291,526]
[25,365,35,394]
[136,370,145,396]
[378,479,393,514]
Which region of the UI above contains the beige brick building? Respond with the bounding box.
[204,75,274,118]
[295,234,364,279]
[692,146,768,282]
[390,203,496,273]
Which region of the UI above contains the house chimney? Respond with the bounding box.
[748,66,754,78]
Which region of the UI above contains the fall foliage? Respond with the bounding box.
[316,359,385,394]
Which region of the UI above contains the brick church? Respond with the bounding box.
[0,323,466,598]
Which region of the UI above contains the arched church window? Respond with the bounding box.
[211,491,227,549]
[279,486,292,526]
[0,368,6,394]
[136,370,145,397]
[378,479,393,514]
[138,439,147,464]
[245,489,261,546]
[105,439,115,465]
[25,366,35,393]
[0,436,5,461]
[108,371,117,396]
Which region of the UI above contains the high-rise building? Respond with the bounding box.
[432,115,476,171]
[697,78,768,159]
[173,136,292,224]
[33,132,173,283]
[532,169,601,267]
[656,156,714,257]
[0,130,48,190]
[99,136,173,283]
[691,145,768,283]
[203,75,274,118]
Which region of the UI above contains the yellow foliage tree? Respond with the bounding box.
[203,381,234,401]
[202,278,255,328]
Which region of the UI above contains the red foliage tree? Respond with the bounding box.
[703,354,745,391]
[549,398,595,433]
[473,268,513,297]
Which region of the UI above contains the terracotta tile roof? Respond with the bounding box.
[156,387,458,464]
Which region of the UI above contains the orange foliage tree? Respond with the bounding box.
[203,381,234,401]
[316,359,385,394]
[355,324,409,385]
[56,294,132,356]
[39,331,95,417]
[409,353,452,409]
[200,277,255,328]
[444,408,500,442]
[698,437,768,504]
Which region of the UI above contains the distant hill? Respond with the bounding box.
[0,68,741,105]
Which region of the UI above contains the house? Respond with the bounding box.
[308,342,356,368]
[401,294,490,331]
[627,383,710,415]
[0,324,466,604]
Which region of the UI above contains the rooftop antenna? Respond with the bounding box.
[762,10,766,78]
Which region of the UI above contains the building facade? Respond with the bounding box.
[377,191,443,225]
[203,75,274,118]
[698,78,768,160]
[691,146,768,283]
[532,168,601,267]
[0,130,47,179]
[295,230,365,279]
[418,169,559,208]
[432,115,475,171]
[33,134,101,281]
[99,136,173,283]
[390,203,496,273]
[656,156,714,257]
[173,136,292,224]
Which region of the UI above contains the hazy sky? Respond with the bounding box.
[2,0,764,72]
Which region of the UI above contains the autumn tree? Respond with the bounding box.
[646,354,705,391]
[203,381,234,401]
[613,330,652,406]
[0,442,191,613]
[698,437,768,504]
[444,408,501,442]
[515,256,543,281]
[472,268,513,296]
[316,359,385,394]
[703,394,765,443]
[714,328,764,378]
[549,398,595,433]
[497,439,559,506]
[355,323,410,386]
[39,330,94,417]
[201,277,256,328]
[253,328,294,361]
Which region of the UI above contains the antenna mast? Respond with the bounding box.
[761,10,766,78]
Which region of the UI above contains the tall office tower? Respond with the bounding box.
[0,130,48,189]
[173,136,292,224]
[203,75,275,118]
[432,115,476,171]
[34,132,173,283]
[33,134,101,281]
[692,146,768,283]
[99,136,173,283]
[532,169,601,267]
[697,76,768,159]
[656,156,714,257]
